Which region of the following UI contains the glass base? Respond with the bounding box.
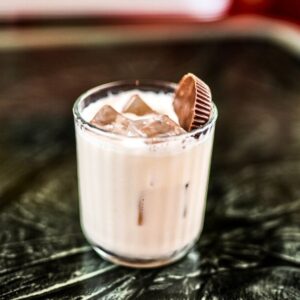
[92,242,195,268]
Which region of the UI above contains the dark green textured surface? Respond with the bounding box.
[0,37,300,299]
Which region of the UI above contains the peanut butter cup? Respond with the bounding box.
[173,73,212,131]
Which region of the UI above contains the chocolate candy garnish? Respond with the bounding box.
[173,73,212,131]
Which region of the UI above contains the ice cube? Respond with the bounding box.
[90,104,185,138]
[160,115,186,135]
[91,105,137,135]
[123,94,155,116]
[91,105,120,126]
[133,115,186,138]
[111,114,140,136]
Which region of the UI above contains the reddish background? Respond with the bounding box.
[230,0,300,24]
[0,0,299,27]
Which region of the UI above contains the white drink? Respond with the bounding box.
[74,82,217,268]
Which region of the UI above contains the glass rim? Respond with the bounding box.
[73,80,218,142]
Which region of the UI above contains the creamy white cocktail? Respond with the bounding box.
[73,79,217,268]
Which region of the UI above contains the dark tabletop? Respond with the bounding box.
[0,28,300,299]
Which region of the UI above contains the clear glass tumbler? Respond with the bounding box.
[73,80,217,268]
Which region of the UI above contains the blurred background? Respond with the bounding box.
[0,0,299,119]
[0,0,299,24]
[0,1,300,298]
